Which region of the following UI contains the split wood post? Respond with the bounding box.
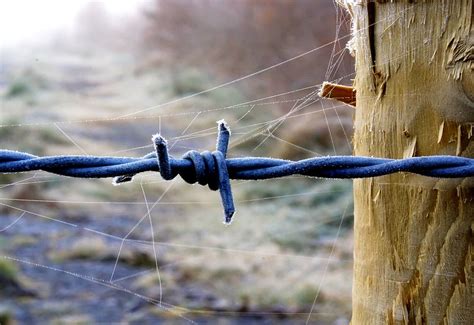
[344,1,474,323]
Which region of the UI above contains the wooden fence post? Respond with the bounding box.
[346,1,474,323]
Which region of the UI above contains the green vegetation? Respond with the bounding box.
[295,284,322,306]
[6,80,31,98]
[0,259,18,282]
[170,69,210,96]
[0,305,13,325]
[5,69,49,99]
[51,236,161,268]
[166,68,244,108]
[0,118,69,154]
[0,11,354,320]
[238,178,354,252]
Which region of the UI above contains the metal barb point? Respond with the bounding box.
[152,134,167,147]
[216,120,231,156]
[2,121,474,228]
[224,211,235,225]
[112,175,134,185]
[151,123,237,225]
[152,134,173,181]
[214,120,235,224]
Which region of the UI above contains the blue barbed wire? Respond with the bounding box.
[1,120,473,224]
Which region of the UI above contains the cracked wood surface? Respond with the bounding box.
[346,1,474,324]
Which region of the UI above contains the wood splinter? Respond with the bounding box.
[319,81,356,107]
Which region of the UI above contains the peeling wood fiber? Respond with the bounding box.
[347,1,474,324]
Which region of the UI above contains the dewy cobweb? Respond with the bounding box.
[1,120,473,224]
[1,1,471,324]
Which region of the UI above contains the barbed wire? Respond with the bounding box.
[1,120,473,224]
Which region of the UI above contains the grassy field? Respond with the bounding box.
[0,42,354,324]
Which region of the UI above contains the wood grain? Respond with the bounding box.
[346,1,474,323]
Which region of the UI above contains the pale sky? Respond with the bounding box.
[0,0,146,47]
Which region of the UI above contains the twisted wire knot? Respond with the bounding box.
[152,121,235,224]
[2,119,473,225]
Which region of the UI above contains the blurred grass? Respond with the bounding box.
[0,34,354,322]
[6,81,31,98]
[0,305,13,325]
[3,69,50,114]
[239,178,353,252]
[170,69,211,96]
[0,117,69,154]
[0,259,18,282]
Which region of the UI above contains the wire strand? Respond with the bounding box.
[1,121,473,224]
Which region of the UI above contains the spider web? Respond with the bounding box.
[0,2,421,324]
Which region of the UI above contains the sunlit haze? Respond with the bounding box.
[0,0,145,48]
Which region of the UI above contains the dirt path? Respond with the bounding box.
[2,213,306,324]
